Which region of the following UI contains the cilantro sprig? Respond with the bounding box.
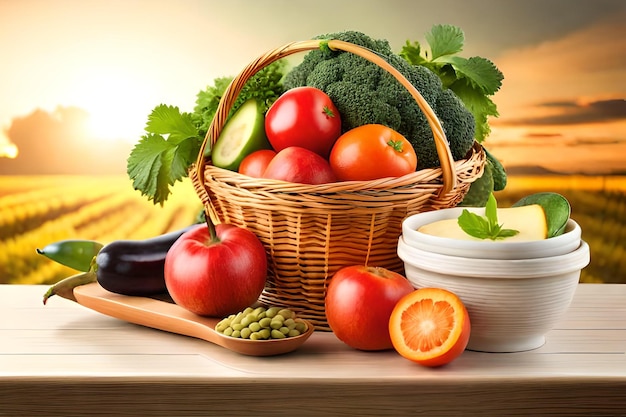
[127,105,202,206]
[457,194,519,240]
[127,61,286,206]
[400,24,504,142]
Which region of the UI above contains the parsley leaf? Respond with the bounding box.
[146,104,198,141]
[457,193,519,240]
[127,106,202,206]
[128,61,287,206]
[425,24,464,60]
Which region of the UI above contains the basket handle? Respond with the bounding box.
[195,39,457,195]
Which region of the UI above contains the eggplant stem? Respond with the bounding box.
[42,271,97,305]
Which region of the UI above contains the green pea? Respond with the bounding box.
[295,321,308,333]
[250,332,264,341]
[284,318,296,330]
[259,317,272,328]
[249,322,261,332]
[265,307,280,318]
[271,329,286,339]
[278,309,294,319]
[241,314,256,327]
[258,329,271,339]
[279,326,290,335]
[270,319,283,330]
[240,328,252,339]
[230,312,244,325]
[288,329,301,337]
[232,323,245,331]
[215,319,231,333]
[223,327,234,337]
[232,330,241,338]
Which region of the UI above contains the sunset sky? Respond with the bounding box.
[1,0,625,175]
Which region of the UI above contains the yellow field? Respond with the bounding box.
[0,175,201,285]
[1,174,624,285]
[496,175,626,284]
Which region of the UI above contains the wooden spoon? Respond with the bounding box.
[73,282,314,356]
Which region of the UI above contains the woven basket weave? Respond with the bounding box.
[191,39,486,330]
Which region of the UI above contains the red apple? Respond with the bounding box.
[325,265,415,351]
[164,223,267,317]
[263,146,337,184]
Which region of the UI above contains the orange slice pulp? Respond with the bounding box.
[389,287,471,367]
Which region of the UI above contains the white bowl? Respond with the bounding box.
[402,207,581,259]
[397,236,590,352]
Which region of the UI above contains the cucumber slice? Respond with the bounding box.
[212,99,270,171]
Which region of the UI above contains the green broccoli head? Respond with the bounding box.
[283,31,475,169]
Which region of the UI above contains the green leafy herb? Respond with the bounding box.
[457,193,519,240]
[400,24,504,142]
[127,61,287,205]
[127,105,202,206]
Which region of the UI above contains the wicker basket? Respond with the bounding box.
[191,39,486,330]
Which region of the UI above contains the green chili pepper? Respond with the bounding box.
[36,240,103,272]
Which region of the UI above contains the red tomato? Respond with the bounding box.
[238,149,276,178]
[265,86,342,158]
[329,124,418,181]
[325,265,415,351]
[263,146,337,185]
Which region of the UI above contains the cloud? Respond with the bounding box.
[0,106,132,175]
[498,98,626,126]
[492,12,626,124]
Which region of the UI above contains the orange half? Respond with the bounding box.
[389,287,471,367]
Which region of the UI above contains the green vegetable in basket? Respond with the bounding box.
[399,24,503,144]
[459,148,507,207]
[127,61,286,206]
[282,28,493,170]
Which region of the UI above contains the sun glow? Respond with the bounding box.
[70,66,153,144]
[0,142,18,159]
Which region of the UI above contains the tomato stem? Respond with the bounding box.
[387,139,404,153]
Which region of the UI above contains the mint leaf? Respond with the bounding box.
[485,193,498,228]
[458,209,491,239]
[457,193,520,240]
[426,24,464,60]
[497,229,521,239]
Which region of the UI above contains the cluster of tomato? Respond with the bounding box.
[238,86,418,184]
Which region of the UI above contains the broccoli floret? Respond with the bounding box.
[283,31,475,169]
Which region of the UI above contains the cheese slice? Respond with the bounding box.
[418,205,548,241]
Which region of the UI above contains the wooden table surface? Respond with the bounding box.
[1,283,625,416]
